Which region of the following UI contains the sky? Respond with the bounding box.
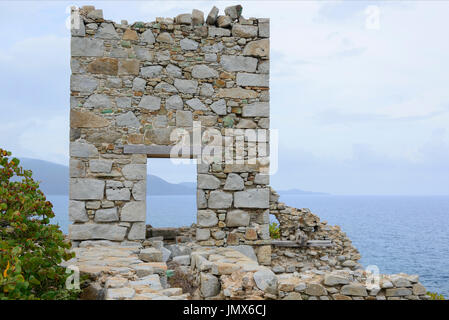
[0,0,448,195]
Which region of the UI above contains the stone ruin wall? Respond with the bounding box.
[68,5,271,260]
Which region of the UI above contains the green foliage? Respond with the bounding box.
[0,148,76,300]
[269,222,280,239]
[427,291,445,300]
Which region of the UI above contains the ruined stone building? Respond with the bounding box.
[69,5,271,260]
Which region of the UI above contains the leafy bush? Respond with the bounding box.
[269,222,280,239]
[0,149,76,300]
[427,291,445,300]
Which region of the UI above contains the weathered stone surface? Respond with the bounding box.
[208,27,231,37]
[217,88,257,99]
[84,94,113,109]
[243,39,269,58]
[173,255,190,266]
[121,28,137,41]
[208,191,233,209]
[226,210,250,227]
[141,29,155,44]
[69,200,88,222]
[71,75,98,93]
[224,5,243,20]
[200,273,220,297]
[95,23,120,39]
[122,164,146,180]
[323,273,351,286]
[198,174,220,189]
[115,97,131,109]
[232,24,258,38]
[95,208,119,222]
[166,95,184,110]
[210,99,227,115]
[192,65,218,78]
[216,15,232,28]
[254,173,269,185]
[305,283,327,296]
[192,9,204,26]
[141,65,163,78]
[185,98,206,111]
[118,59,140,75]
[253,269,277,294]
[412,283,426,295]
[121,201,146,222]
[70,159,85,178]
[197,210,218,227]
[206,6,219,25]
[180,38,198,51]
[200,83,214,96]
[132,181,146,201]
[236,73,269,87]
[138,95,161,111]
[224,173,244,190]
[71,38,104,57]
[70,178,104,200]
[69,224,127,241]
[242,102,269,117]
[70,109,109,128]
[176,110,193,127]
[341,283,368,296]
[116,111,140,128]
[139,248,163,262]
[220,55,258,72]
[106,188,130,201]
[80,282,104,300]
[176,13,192,25]
[154,82,177,93]
[234,189,269,208]
[197,189,207,209]
[385,288,413,297]
[258,22,269,38]
[90,159,112,173]
[196,228,211,241]
[174,79,197,94]
[156,32,173,43]
[87,57,118,75]
[166,64,182,78]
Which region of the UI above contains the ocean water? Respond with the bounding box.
[49,194,449,297]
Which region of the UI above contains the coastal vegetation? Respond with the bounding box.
[0,149,77,299]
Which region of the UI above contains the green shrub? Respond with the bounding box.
[269,222,280,239]
[427,291,445,300]
[0,149,76,300]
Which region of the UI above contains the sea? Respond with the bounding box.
[48,194,449,297]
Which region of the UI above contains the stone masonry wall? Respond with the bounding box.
[69,5,271,248]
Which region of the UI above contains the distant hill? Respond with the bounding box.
[278,188,329,195]
[19,158,196,196]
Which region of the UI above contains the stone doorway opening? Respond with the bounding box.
[146,158,197,240]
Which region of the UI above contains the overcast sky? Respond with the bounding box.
[0,1,448,195]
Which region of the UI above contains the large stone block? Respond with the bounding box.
[217,88,257,99]
[242,102,269,117]
[87,57,118,75]
[236,73,269,87]
[200,273,220,297]
[253,269,277,294]
[71,38,104,57]
[243,39,269,58]
[70,159,85,178]
[208,191,233,209]
[69,200,88,222]
[234,188,269,208]
[223,173,244,190]
[95,23,120,40]
[116,111,140,128]
[70,178,105,200]
[70,109,109,128]
[174,79,198,94]
[196,228,210,241]
[197,210,218,227]
[106,188,131,201]
[94,208,119,222]
[141,65,163,78]
[70,75,98,93]
[197,174,220,189]
[84,94,113,109]
[225,210,250,227]
[138,95,161,110]
[69,224,127,241]
[191,65,218,79]
[70,141,99,158]
[121,201,146,222]
[220,55,258,72]
[132,180,146,201]
[176,110,193,127]
[128,222,146,240]
[232,24,258,38]
[122,164,146,180]
[210,99,227,115]
[90,159,112,173]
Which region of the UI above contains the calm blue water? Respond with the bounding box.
[49,194,449,297]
